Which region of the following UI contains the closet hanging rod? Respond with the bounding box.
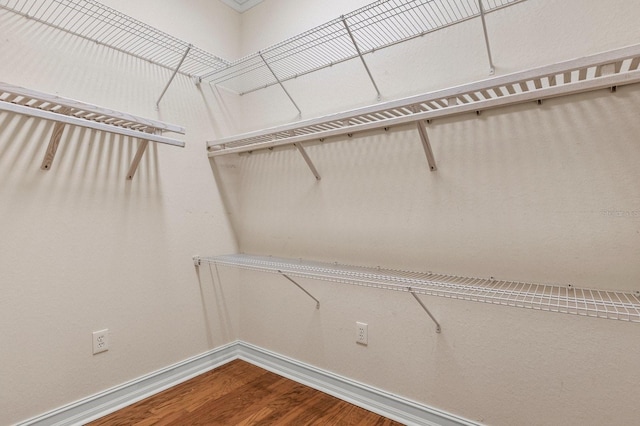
[207,43,640,156]
[195,254,640,323]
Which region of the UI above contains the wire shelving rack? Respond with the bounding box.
[0,81,185,179]
[206,43,640,180]
[197,254,640,323]
[0,0,527,99]
[0,0,230,78]
[201,0,526,95]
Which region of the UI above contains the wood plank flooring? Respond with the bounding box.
[87,359,403,425]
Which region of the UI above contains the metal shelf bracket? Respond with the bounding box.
[410,290,441,333]
[341,16,381,100]
[40,107,70,170]
[279,270,320,309]
[157,44,192,107]
[416,120,437,172]
[259,52,302,115]
[293,143,321,180]
[126,138,150,180]
[478,0,496,75]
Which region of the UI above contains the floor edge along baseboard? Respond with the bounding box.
[15,341,478,426]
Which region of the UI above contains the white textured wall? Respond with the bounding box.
[0,1,240,424]
[240,0,372,54]
[230,0,640,290]
[213,0,640,425]
[3,0,640,425]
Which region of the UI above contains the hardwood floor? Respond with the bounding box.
[87,360,403,425]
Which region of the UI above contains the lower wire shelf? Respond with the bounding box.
[197,254,640,323]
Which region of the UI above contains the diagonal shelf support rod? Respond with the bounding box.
[40,107,70,171]
[280,271,320,309]
[294,143,321,180]
[410,290,441,333]
[157,44,192,107]
[478,0,495,75]
[341,16,381,100]
[259,52,302,115]
[126,139,150,180]
[416,120,437,172]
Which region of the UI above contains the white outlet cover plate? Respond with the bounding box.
[92,329,109,354]
[356,322,368,345]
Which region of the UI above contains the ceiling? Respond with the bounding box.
[218,0,264,13]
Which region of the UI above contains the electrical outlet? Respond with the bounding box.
[356,322,368,345]
[92,329,109,355]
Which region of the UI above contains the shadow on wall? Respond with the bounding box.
[192,261,240,348]
[0,110,162,196]
[207,86,640,291]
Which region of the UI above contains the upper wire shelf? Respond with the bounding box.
[199,254,640,323]
[0,0,230,77]
[202,0,526,95]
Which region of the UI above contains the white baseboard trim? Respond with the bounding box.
[15,341,239,426]
[235,341,478,426]
[16,341,478,426]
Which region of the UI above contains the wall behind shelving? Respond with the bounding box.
[2,0,640,425]
[212,0,640,425]
[227,0,640,292]
[0,1,240,424]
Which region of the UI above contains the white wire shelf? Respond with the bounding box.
[207,43,640,158]
[201,0,526,95]
[0,81,185,143]
[198,254,640,323]
[0,0,524,100]
[0,81,185,179]
[0,0,230,78]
